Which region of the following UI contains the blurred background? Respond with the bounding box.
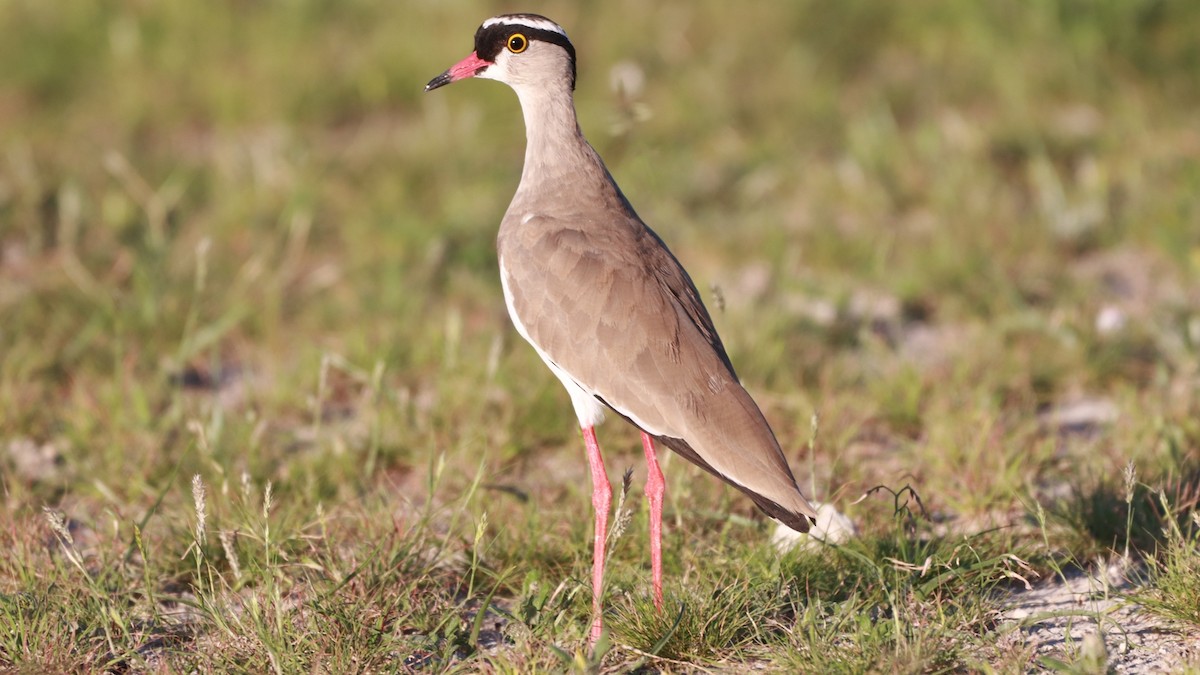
[3,0,1197,498]
[1,0,1199,668]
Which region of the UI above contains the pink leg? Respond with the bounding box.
[582,426,612,647]
[641,432,665,613]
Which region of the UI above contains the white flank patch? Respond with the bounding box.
[482,14,568,38]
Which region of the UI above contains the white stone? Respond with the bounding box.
[772,501,857,552]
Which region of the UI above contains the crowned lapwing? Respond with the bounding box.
[425,13,818,645]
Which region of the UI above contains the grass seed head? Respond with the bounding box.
[193,474,208,547]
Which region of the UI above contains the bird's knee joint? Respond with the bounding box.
[643,479,664,502]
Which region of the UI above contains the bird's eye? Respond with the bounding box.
[507,33,528,53]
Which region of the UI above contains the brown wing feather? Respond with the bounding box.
[636,228,738,376]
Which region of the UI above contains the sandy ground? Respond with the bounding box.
[999,564,1199,672]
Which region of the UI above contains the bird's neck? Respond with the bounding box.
[513,84,605,197]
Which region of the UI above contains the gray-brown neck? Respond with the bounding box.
[509,81,619,213]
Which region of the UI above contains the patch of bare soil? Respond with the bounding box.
[999,565,1199,672]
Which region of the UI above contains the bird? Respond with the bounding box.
[425,13,817,646]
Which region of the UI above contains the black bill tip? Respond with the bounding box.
[425,70,453,92]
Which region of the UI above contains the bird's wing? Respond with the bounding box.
[498,213,816,530]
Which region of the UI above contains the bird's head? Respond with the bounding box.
[425,14,576,94]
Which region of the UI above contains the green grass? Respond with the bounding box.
[3,0,1200,671]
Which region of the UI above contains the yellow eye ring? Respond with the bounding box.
[507,33,528,53]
